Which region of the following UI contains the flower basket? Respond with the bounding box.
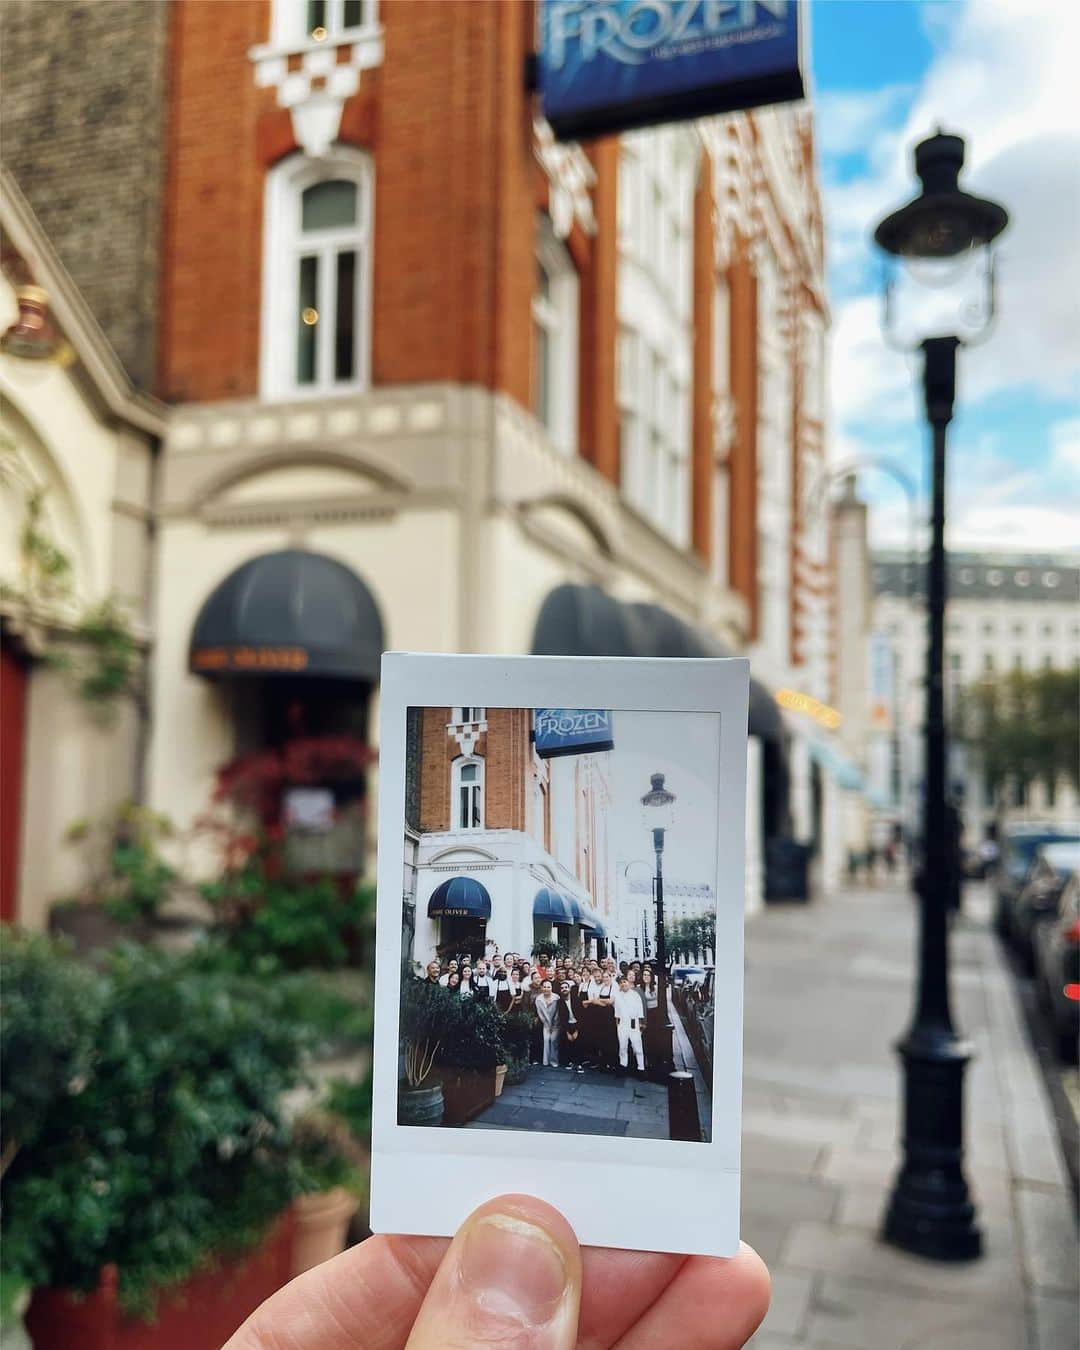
[291,1188,359,1277]
[25,1213,294,1350]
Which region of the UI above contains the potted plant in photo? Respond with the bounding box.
[398,978,452,1126]
[500,1008,533,1087]
[438,996,506,1125]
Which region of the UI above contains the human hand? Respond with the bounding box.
[225,1193,769,1349]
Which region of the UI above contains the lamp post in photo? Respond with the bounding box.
[873,129,1009,1261]
[641,773,676,1077]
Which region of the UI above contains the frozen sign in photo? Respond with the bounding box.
[370,654,750,1259]
[534,707,614,758]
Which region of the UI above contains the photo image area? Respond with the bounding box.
[398,705,721,1143]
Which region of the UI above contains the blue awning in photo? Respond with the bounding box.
[577,906,606,936]
[533,886,577,924]
[427,875,492,920]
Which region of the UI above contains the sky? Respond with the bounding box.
[606,710,721,894]
[809,0,1080,554]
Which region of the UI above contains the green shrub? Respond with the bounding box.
[325,1071,373,1142]
[437,995,507,1074]
[1,941,314,1316]
[399,978,458,1086]
[57,802,177,924]
[1,930,104,1163]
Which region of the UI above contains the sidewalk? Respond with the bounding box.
[743,882,1078,1350]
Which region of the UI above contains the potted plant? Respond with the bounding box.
[47,802,178,955]
[289,1107,368,1276]
[2,936,313,1344]
[500,1008,533,1087]
[398,978,453,1126]
[438,996,506,1125]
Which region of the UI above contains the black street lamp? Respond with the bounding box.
[873,130,1008,1262]
[641,772,677,1077]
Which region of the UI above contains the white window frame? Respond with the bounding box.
[269,0,379,49]
[616,127,695,547]
[260,147,373,400]
[532,214,579,456]
[453,707,486,724]
[452,756,485,832]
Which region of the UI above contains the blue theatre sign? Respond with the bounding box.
[538,0,805,142]
[534,709,615,758]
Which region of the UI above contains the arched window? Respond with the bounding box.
[269,0,379,47]
[452,757,485,831]
[532,214,579,455]
[616,126,696,545]
[261,150,373,398]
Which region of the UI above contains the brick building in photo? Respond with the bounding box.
[404,706,611,967]
[1,0,852,928]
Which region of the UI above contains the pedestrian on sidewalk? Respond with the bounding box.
[613,976,646,1074]
[557,979,584,1072]
[535,980,561,1067]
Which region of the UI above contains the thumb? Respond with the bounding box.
[405,1194,582,1350]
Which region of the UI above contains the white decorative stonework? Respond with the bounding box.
[713,392,736,462]
[249,28,383,159]
[447,716,487,758]
[533,118,596,240]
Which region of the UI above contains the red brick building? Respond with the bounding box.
[1,0,841,920]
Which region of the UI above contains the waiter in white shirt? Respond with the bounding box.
[612,976,645,1073]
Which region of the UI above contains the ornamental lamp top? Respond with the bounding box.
[873,130,1009,261]
[641,772,676,834]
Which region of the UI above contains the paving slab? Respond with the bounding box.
[1015,1183,1080,1294]
[757,1268,814,1340]
[1032,1291,1080,1350]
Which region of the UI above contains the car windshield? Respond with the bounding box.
[1038,842,1080,875]
[1006,831,1080,872]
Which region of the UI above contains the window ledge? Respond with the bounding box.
[249,25,383,65]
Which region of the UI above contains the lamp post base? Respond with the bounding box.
[881,1028,982,1262]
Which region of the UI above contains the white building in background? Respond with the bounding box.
[871,552,1080,845]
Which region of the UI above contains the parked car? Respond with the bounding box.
[1010,842,1080,971]
[670,965,707,988]
[1032,871,1080,1063]
[993,822,1080,941]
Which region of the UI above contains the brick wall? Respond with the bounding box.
[0,0,170,389]
[417,706,529,834]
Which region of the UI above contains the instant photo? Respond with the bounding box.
[371,654,749,1258]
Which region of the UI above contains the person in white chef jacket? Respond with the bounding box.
[612,976,646,1074]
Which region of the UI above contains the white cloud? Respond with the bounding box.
[815,85,912,159]
[1051,418,1080,475]
[820,0,1080,548]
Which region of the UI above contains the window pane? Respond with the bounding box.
[307,0,326,35]
[537,259,551,303]
[334,249,356,380]
[302,180,357,232]
[459,787,469,828]
[534,324,551,428]
[297,255,318,385]
[461,764,477,783]
[343,0,364,27]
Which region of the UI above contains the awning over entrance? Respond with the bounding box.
[427,875,492,920]
[531,583,782,741]
[533,886,577,923]
[189,549,384,679]
[566,894,605,934]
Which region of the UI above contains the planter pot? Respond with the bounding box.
[398,1081,444,1126]
[292,1187,360,1276]
[493,1063,508,1097]
[48,903,151,957]
[25,1212,294,1350]
[504,1055,528,1087]
[440,1069,497,1126]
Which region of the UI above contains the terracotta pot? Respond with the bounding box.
[440,1069,496,1125]
[291,1187,360,1276]
[493,1063,508,1097]
[26,1212,294,1350]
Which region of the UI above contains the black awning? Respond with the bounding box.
[533,886,577,923]
[531,583,782,738]
[189,549,384,679]
[427,876,492,920]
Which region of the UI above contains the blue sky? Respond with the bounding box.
[807,0,1080,553]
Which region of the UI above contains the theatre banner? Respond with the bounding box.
[538,0,805,142]
[534,708,615,758]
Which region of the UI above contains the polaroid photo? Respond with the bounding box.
[369,653,749,1258]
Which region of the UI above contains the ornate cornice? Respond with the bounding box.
[533,118,597,239]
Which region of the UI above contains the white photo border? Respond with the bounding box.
[370,653,749,1258]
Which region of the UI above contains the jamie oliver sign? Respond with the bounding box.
[538,0,805,142]
[534,708,615,758]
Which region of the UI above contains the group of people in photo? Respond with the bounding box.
[418,952,662,1075]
